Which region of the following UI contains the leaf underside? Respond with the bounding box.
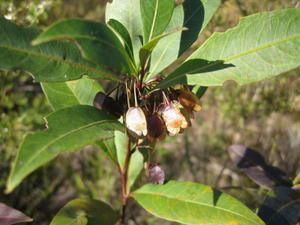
[185,9,300,86]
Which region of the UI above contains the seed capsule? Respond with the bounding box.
[177,89,201,112]
[162,102,187,136]
[147,114,166,141]
[125,107,147,138]
[93,92,123,118]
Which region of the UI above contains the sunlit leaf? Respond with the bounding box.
[106,0,143,63]
[6,105,124,193]
[133,180,265,225]
[140,0,174,42]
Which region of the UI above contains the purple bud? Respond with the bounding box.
[149,165,165,184]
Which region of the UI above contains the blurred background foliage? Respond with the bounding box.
[0,0,299,224]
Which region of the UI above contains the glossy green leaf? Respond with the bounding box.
[32,19,135,75]
[147,5,184,79]
[107,19,134,61]
[50,198,119,225]
[139,27,186,69]
[186,9,300,86]
[106,0,143,63]
[132,181,265,225]
[0,18,120,82]
[140,0,174,42]
[157,59,233,88]
[42,77,103,111]
[6,105,124,193]
[179,0,221,55]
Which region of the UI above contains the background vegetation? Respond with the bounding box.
[0,0,299,224]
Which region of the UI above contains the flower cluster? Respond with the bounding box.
[125,88,201,142]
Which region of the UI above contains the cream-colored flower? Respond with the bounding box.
[162,102,187,136]
[125,107,147,138]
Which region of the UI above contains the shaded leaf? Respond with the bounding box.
[258,186,300,225]
[42,77,103,111]
[187,9,300,86]
[179,0,221,55]
[140,0,174,42]
[191,86,207,98]
[0,18,119,82]
[6,105,124,193]
[106,0,143,63]
[50,198,119,225]
[0,203,32,225]
[157,59,233,88]
[107,19,134,61]
[228,144,291,189]
[132,180,265,225]
[32,19,134,75]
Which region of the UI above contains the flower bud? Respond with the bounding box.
[125,107,147,138]
[177,89,201,112]
[149,164,165,184]
[147,114,166,141]
[162,102,187,136]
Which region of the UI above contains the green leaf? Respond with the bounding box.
[50,198,119,225]
[186,9,300,86]
[179,0,221,55]
[106,0,143,63]
[293,172,300,185]
[139,27,186,69]
[114,131,145,191]
[0,18,120,82]
[107,19,134,61]
[147,5,184,79]
[95,139,118,165]
[148,0,221,79]
[6,105,124,193]
[192,86,208,98]
[42,77,103,111]
[157,59,233,88]
[127,148,145,191]
[140,0,174,42]
[132,181,265,225]
[32,19,135,75]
